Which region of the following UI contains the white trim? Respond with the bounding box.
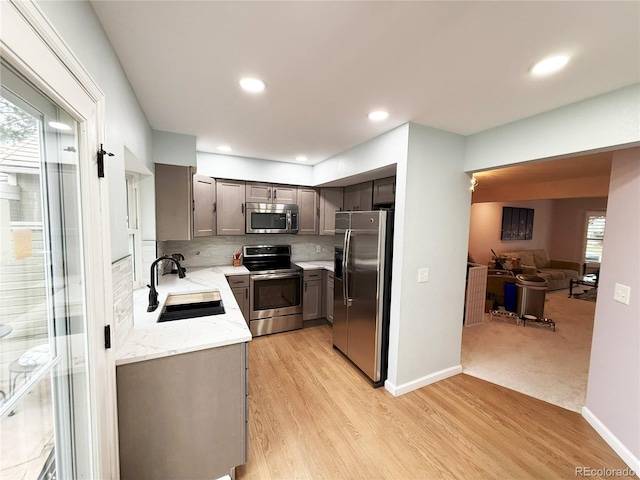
[384,365,463,397]
[582,406,640,473]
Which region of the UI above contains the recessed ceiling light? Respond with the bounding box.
[217,145,232,153]
[48,121,72,131]
[530,55,570,76]
[239,77,266,93]
[295,156,308,162]
[368,110,389,121]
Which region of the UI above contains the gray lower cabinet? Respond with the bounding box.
[227,275,250,324]
[303,270,323,321]
[326,271,334,324]
[216,179,246,235]
[117,343,248,480]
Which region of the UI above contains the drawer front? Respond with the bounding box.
[227,275,249,288]
[303,269,322,281]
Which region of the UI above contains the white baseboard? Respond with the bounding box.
[385,365,462,397]
[582,406,640,473]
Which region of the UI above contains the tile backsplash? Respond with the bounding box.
[162,235,338,268]
[112,255,134,338]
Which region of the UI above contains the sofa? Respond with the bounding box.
[499,248,581,291]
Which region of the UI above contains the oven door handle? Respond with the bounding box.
[251,272,303,281]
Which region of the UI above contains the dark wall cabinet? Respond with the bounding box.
[343,181,373,211]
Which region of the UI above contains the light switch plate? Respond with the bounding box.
[418,268,429,283]
[315,245,322,253]
[613,283,631,305]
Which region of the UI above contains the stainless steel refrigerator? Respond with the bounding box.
[333,210,393,387]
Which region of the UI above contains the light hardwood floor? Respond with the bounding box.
[237,324,631,480]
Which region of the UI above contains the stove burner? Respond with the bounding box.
[242,245,301,274]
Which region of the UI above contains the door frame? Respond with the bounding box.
[1,1,117,477]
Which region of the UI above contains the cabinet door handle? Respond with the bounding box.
[317,206,320,217]
[245,289,248,299]
[213,202,216,213]
[268,188,271,200]
[241,203,245,215]
[274,189,277,200]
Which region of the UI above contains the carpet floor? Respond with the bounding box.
[461,289,596,413]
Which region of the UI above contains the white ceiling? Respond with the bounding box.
[90,1,639,165]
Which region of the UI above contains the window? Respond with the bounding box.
[584,212,606,264]
[126,172,143,287]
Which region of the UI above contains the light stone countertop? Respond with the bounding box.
[116,267,251,366]
[213,265,250,276]
[295,260,334,272]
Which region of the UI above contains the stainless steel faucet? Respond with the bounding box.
[148,256,186,312]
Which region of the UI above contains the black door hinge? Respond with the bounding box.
[104,325,112,349]
[97,144,114,178]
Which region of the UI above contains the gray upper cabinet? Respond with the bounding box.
[344,181,373,211]
[245,182,297,204]
[193,174,216,237]
[319,187,343,236]
[155,164,194,241]
[373,176,395,206]
[216,180,246,235]
[298,187,319,235]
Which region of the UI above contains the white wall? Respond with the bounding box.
[386,123,469,392]
[197,152,313,185]
[313,124,409,186]
[465,84,640,470]
[153,130,196,167]
[38,1,153,261]
[465,84,640,173]
[468,200,555,265]
[584,148,640,470]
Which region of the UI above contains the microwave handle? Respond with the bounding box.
[287,211,292,232]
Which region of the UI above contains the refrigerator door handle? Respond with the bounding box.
[343,229,351,306]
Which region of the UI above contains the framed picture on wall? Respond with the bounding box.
[501,207,534,240]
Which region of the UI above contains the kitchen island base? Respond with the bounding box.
[116,343,248,480]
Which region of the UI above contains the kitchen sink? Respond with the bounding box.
[157,291,225,322]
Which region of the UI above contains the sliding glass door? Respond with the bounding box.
[0,62,92,478]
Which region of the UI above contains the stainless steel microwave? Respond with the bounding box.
[245,203,299,234]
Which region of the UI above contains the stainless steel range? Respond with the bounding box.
[243,245,303,336]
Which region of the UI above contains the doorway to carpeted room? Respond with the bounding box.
[461,290,596,412]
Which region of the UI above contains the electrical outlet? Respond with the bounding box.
[315,245,322,253]
[613,283,631,305]
[418,268,429,283]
